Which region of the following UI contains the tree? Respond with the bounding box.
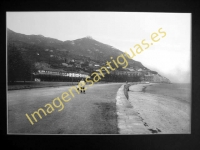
[8,44,32,83]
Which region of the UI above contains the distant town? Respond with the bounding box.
[33,56,170,83]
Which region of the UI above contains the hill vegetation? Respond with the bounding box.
[7,28,157,83]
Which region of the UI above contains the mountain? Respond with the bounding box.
[7,28,144,69]
[7,28,170,83]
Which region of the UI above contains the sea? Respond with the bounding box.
[144,83,191,103]
[129,82,191,133]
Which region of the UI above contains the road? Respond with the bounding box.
[8,83,123,134]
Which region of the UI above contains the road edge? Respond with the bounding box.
[116,84,151,134]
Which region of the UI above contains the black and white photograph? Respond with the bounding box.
[7,12,191,134]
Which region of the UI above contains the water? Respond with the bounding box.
[128,83,191,133]
[144,83,191,103]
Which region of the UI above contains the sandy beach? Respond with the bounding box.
[128,83,191,134]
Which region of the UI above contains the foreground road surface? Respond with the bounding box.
[8,83,122,134]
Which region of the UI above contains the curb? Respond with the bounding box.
[116,84,151,134]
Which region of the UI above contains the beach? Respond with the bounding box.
[128,83,191,134]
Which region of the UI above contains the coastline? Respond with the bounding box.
[127,83,191,134]
[143,83,191,103]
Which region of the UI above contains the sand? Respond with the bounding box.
[128,83,191,134]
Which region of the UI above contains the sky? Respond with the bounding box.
[7,12,191,83]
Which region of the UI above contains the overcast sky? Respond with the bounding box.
[7,12,191,83]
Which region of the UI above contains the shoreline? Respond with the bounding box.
[128,82,155,93]
[142,83,154,92]
[127,83,190,134]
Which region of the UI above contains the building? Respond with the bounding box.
[75,59,85,64]
[144,74,154,82]
[75,64,81,68]
[137,68,143,72]
[126,68,135,71]
[36,69,89,78]
[110,70,140,77]
[88,61,96,67]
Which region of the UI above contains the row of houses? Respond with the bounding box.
[61,56,151,73]
[34,70,89,78]
[109,70,143,76]
[109,67,170,83]
[34,68,170,83]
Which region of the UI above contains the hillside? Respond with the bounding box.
[7,28,171,84]
[7,28,145,71]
